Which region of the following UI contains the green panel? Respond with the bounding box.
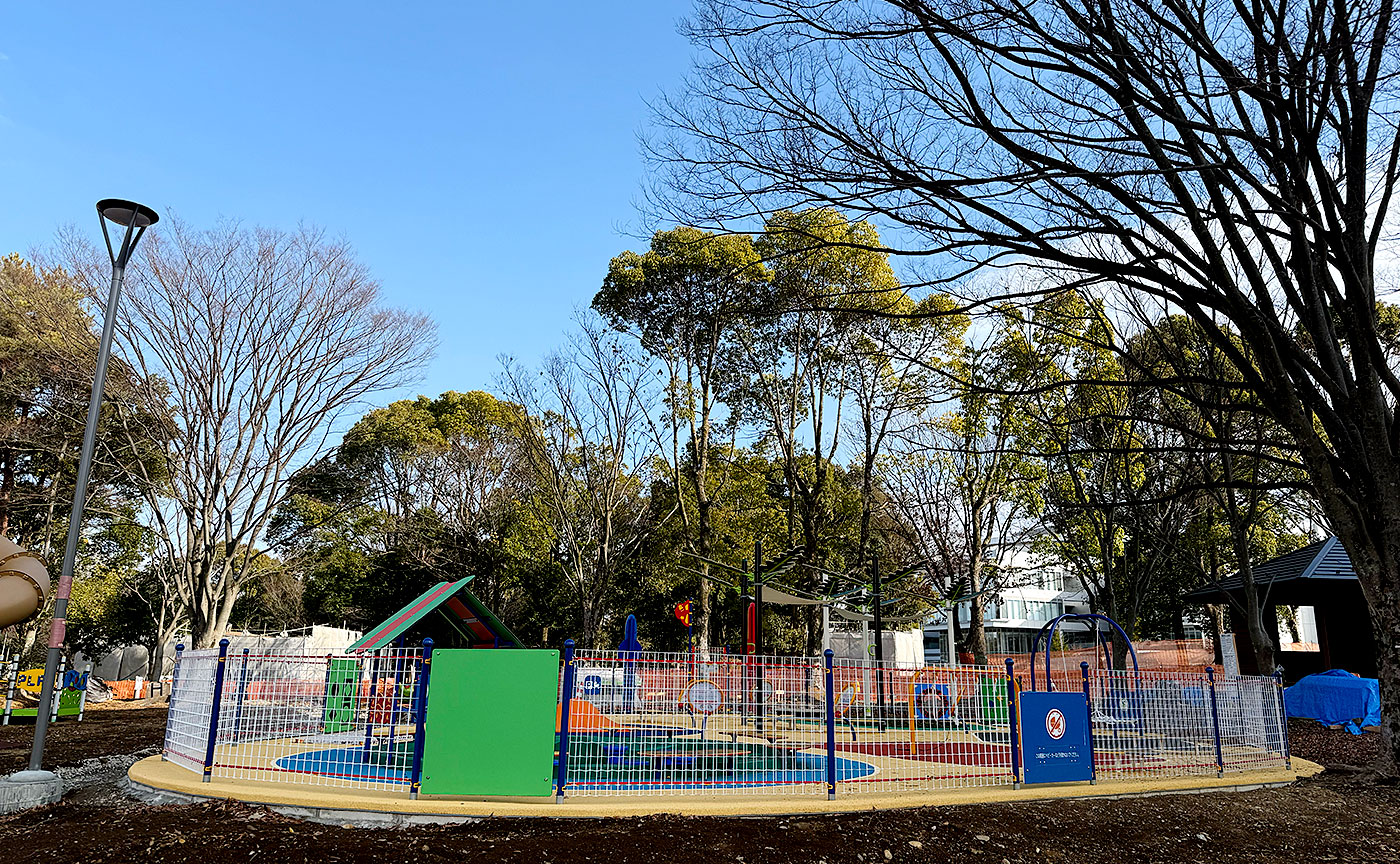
[58,688,82,715]
[323,658,360,733]
[419,649,559,797]
[10,688,84,719]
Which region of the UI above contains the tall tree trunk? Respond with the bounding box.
[695,496,713,652]
[1327,518,1400,771]
[1206,603,1226,665]
[962,557,988,665]
[0,448,13,537]
[961,594,988,665]
[800,490,821,656]
[1230,538,1277,675]
[857,446,877,570]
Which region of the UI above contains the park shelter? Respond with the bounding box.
[1185,536,1376,680]
[346,576,521,652]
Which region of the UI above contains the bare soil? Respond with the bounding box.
[1,708,1395,864]
[0,707,168,774]
[1285,716,1385,769]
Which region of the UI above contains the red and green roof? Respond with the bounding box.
[346,576,521,652]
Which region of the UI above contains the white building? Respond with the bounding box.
[921,565,1094,663]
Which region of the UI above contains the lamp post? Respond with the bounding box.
[25,199,158,775]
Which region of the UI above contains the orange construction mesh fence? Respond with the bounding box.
[984,639,1216,690]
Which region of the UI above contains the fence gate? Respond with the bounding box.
[418,649,559,797]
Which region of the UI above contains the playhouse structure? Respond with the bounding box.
[132,579,1312,817]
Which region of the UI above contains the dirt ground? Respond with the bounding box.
[1,709,1397,864]
[0,706,168,774]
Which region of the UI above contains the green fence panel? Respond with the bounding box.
[323,658,360,733]
[58,688,82,715]
[419,649,559,797]
[978,675,1010,724]
[8,687,83,719]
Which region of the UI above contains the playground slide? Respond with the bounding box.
[0,536,49,629]
[557,698,623,733]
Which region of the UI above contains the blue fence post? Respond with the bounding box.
[202,638,230,783]
[162,643,185,761]
[1273,670,1291,770]
[823,649,836,799]
[408,638,434,799]
[231,648,250,747]
[1080,661,1096,785]
[1206,666,1224,778]
[556,639,577,803]
[1006,658,1021,789]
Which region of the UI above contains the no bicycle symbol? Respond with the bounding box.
[1045,707,1066,740]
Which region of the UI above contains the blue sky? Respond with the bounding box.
[0,2,693,402]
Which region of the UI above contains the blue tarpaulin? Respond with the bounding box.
[1285,669,1380,729]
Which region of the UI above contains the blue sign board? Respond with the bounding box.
[1019,691,1093,784]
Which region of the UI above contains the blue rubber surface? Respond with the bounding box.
[276,743,877,790]
[276,745,413,784]
[564,752,877,790]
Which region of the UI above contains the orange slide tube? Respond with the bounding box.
[0,536,50,629]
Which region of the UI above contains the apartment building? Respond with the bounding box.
[921,565,1094,663]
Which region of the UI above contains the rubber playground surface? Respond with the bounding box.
[129,750,1317,819]
[204,710,1028,791]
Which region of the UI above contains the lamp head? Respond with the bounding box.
[96,199,159,228]
[96,198,158,268]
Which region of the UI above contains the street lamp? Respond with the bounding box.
[3,200,157,808]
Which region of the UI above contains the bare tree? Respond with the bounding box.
[1140,317,1308,673]
[657,0,1400,773]
[499,314,661,648]
[845,306,962,570]
[882,337,1039,663]
[67,219,435,649]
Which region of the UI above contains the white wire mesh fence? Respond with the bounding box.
[163,642,1289,800]
[557,650,833,796]
[164,648,219,774]
[1085,669,1225,780]
[163,643,425,792]
[828,660,1018,795]
[1078,668,1289,780]
[555,651,1290,798]
[1214,672,1289,773]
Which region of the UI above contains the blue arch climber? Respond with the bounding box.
[1029,613,1139,692]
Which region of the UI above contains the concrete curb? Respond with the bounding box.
[122,777,482,827]
[122,769,1310,826]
